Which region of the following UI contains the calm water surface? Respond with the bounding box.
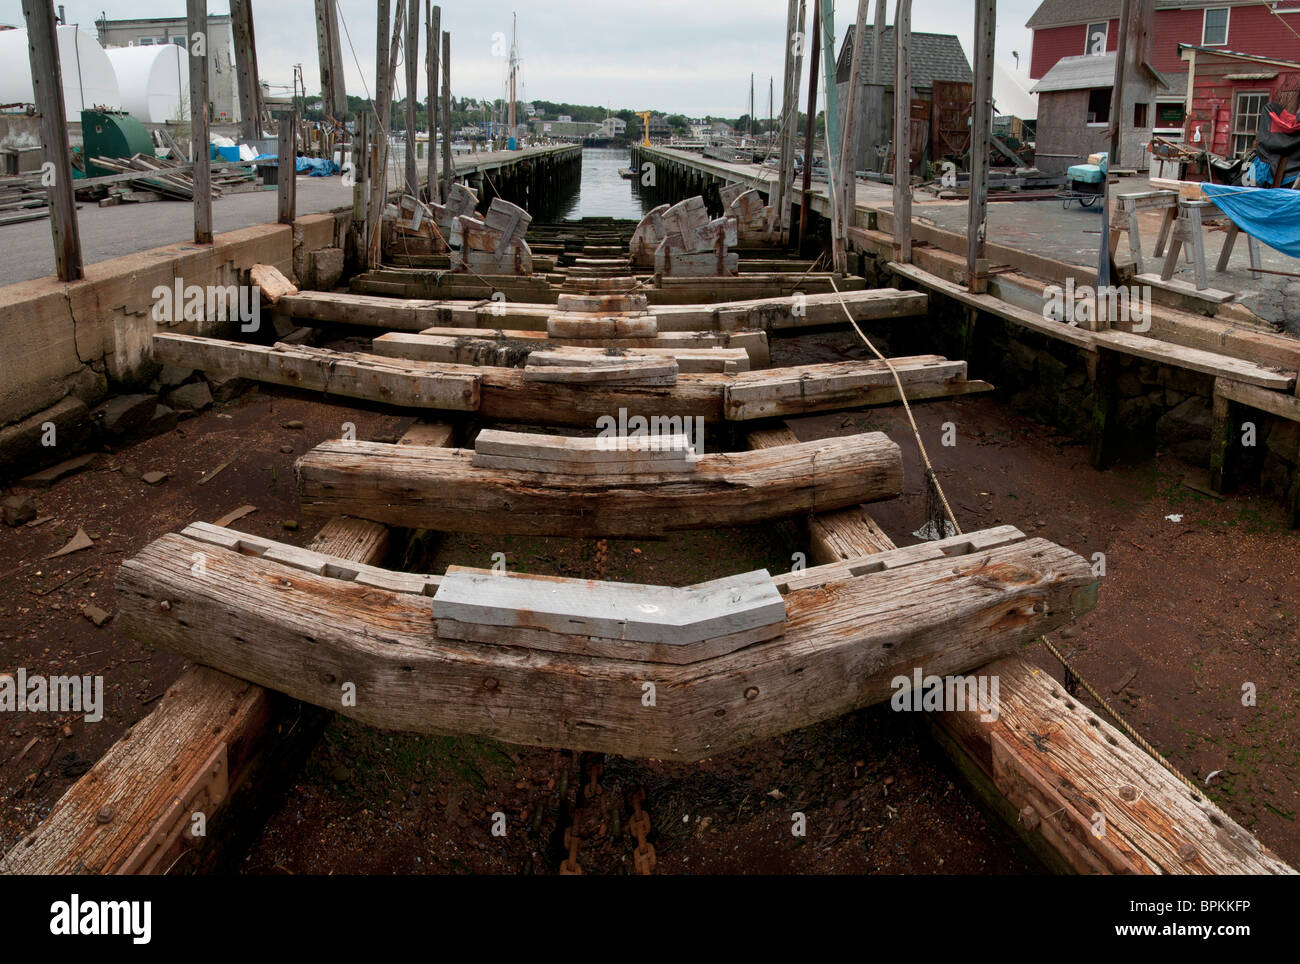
[556,147,653,220]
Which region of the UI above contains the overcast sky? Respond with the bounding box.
[1,1,1043,116]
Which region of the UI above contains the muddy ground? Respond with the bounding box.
[1,327,1296,874]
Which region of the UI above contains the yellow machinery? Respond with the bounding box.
[638,111,652,147]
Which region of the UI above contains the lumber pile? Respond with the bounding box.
[653,196,739,277]
[295,430,902,537]
[450,197,533,275]
[0,172,50,226]
[88,153,252,200]
[114,525,1097,760]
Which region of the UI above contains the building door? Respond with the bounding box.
[1232,91,1269,156]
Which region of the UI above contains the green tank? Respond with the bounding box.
[80,109,154,177]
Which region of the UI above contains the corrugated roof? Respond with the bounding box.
[1030,51,1169,92]
[1027,0,1266,30]
[834,25,972,90]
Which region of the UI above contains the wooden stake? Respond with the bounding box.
[352,113,370,268]
[186,0,212,244]
[277,111,297,225]
[405,0,420,197]
[892,0,912,263]
[1108,0,1133,167]
[837,0,871,274]
[817,0,840,163]
[776,0,805,245]
[21,0,82,281]
[871,0,886,85]
[967,0,995,290]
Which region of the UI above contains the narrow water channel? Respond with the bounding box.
[554,147,655,220]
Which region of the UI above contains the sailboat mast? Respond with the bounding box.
[508,12,518,142]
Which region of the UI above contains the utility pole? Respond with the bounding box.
[22,0,82,280]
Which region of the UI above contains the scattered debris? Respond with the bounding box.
[212,504,258,528]
[82,605,111,628]
[141,471,169,485]
[3,494,37,527]
[47,527,93,558]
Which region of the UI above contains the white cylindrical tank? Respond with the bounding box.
[0,25,121,121]
[105,44,189,124]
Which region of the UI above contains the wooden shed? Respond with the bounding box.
[1179,45,1300,159]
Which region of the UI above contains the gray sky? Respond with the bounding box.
[1,1,1042,116]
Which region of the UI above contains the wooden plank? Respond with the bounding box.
[1098,330,1293,391]
[276,111,297,224]
[522,355,678,386]
[547,313,658,338]
[1216,377,1300,423]
[114,532,1097,761]
[474,428,694,461]
[373,332,754,372]
[296,433,903,538]
[433,567,786,662]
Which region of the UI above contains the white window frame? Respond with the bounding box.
[1152,98,1187,135]
[1231,89,1269,156]
[1202,7,1230,46]
[1085,22,1110,55]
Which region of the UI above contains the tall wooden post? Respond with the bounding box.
[427,3,440,202]
[818,0,839,165]
[187,0,212,244]
[314,0,335,121]
[441,30,453,203]
[798,0,820,250]
[967,0,995,291]
[871,0,886,85]
[229,0,263,142]
[405,0,420,197]
[836,0,871,274]
[277,112,297,224]
[892,0,912,263]
[1108,0,1134,167]
[776,0,804,245]
[352,112,371,268]
[21,0,82,281]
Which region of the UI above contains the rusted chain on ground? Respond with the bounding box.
[628,786,656,874]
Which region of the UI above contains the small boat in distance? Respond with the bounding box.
[619,167,637,179]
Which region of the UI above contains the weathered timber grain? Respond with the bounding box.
[373,332,753,372]
[115,533,1098,760]
[295,433,903,537]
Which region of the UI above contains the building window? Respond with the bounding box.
[139,36,153,45]
[1203,8,1230,46]
[1134,103,1149,128]
[1085,22,1109,55]
[1088,88,1112,124]
[1232,91,1268,155]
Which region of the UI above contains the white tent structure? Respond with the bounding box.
[994,60,1038,121]
[105,44,189,124]
[0,25,120,121]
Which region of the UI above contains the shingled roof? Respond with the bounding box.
[1026,0,1252,30]
[834,26,973,90]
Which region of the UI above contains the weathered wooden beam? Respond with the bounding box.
[153,333,989,425]
[115,531,1097,761]
[892,0,913,263]
[373,331,758,371]
[440,30,452,203]
[777,0,805,243]
[229,0,263,141]
[276,111,297,225]
[275,287,928,334]
[967,0,995,290]
[405,0,420,197]
[188,0,212,244]
[21,0,82,281]
[295,432,903,538]
[426,4,440,202]
[836,0,870,274]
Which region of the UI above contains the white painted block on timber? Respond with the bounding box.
[433,566,785,645]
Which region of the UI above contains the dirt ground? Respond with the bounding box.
[1,328,1296,874]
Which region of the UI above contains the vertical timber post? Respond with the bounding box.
[352,113,370,268]
[818,0,839,164]
[967,0,995,292]
[441,31,453,204]
[892,0,912,263]
[21,0,82,281]
[229,0,263,142]
[799,0,819,252]
[871,0,886,85]
[776,0,804,246]
[427,3,440,202]
[405,0,420,197]
[837,0,870,275]
[277,111,297,224]
[188,0,212,244]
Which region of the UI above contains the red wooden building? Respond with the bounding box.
[1178,45,1300,158]
[1028,1,1300,141]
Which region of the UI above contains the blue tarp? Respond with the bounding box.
[1203,184,1300,258]
[296,156,339,176]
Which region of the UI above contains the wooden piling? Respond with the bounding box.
[967,0,995,290]
[405,0,420,197]
[427,3,440,203]
[441,31,453,204]
[892,0,912,263]
[229,0,263,141]
[20,0,83,281]
[186,0,212,244]
[799,0,819,251]
[277,111,297,225]
[836,0,870,275]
